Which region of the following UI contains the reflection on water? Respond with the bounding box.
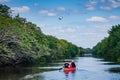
[0,66,56,80]
[64,70,76,75]
[108,67,120,73]
[64,71,76,80]
[0,57,120,80]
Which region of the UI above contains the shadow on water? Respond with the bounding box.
[107,67,120,73]
[103,62,119,65]
[0,66,57,80]
[0,59,68,80]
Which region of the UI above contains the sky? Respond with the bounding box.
[0,0,120,48]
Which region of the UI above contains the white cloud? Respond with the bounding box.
[0,0,10,2]
[86,16,120,23]
[100,0,120,10]
[57,7,66,11]
[58,27,76,33]
[47,12,56,16]
[86,1,97,6]
[39,9,57,16]
[39,9,48,13]
[100,6,111,10]
[80,32,96,35]
[11,6,30,13]
[67,28,76,32]
[86,16,108,22]
[109,16,120,20]
[39,7,82,16]
[85,1,97,10]
[109,0,120,8]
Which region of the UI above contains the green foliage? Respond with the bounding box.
[93,24,120,63]
[0,4,11,17]
[0,4,80,66]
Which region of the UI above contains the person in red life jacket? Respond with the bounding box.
[69,60,76,68]
[64,62,69,68]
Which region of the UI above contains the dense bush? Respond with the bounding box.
[93,24,120,63]
[0,4,80,66]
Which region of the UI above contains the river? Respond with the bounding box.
[0,57,120,80]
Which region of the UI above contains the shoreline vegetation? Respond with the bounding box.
[0,4,81,67]
[93,24,120,63]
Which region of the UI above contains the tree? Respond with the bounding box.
[93,24,120,62]
[0,4,11,17]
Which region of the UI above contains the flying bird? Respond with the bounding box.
[58,16,63,20]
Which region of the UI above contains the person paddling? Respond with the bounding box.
[69,60,76,68]
[64,62,69,68]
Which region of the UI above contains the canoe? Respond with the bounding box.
[63,67,76,71]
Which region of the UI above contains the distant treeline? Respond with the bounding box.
[93,24,120,63]
[0,4,81,67]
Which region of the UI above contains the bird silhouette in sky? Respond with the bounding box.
[58,16,63,20]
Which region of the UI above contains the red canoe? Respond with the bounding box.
[63,67,76,71]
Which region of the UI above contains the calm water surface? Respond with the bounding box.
[0,57,120,80]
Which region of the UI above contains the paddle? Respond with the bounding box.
[59,67,63,70]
